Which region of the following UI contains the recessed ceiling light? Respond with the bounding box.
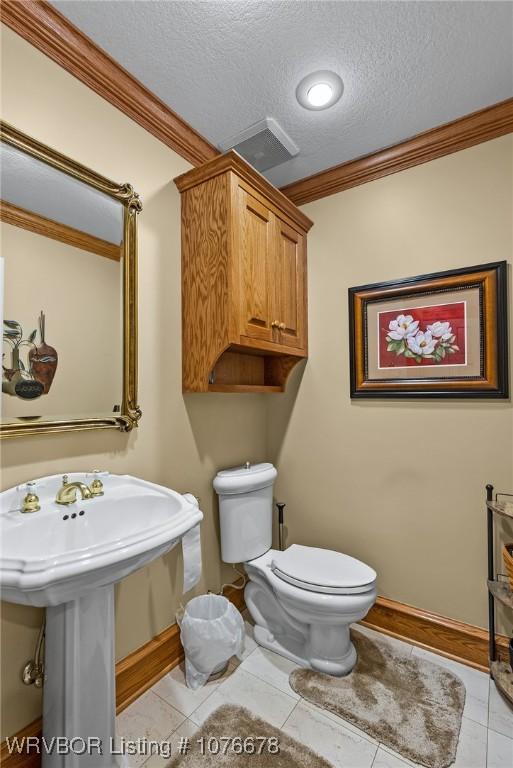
[296,70,343,111]
[307,82,333,108]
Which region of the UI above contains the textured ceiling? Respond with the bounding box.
[52,1,513,187]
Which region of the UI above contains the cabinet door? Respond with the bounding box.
[273,217,306,350]
[237,188,275,342]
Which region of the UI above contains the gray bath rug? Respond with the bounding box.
[289,630,466,768]
[170,703,333,767]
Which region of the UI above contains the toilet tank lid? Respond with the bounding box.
[213,463,277,495]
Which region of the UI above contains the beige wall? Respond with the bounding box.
[0,27,267,739]
[269,135,513,639]
[2,224,122,418]
[2,22,513,745]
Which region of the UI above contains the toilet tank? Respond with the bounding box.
[213,463,277,564]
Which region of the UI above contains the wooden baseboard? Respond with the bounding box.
[362,595,510,672]
[1,588,509,766]
[0,586,245,767]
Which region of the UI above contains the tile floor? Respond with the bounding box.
[117,617,513,768]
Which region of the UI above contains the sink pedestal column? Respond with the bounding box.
[44,585,123,767]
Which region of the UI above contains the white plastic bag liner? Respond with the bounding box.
[179,594,245,690]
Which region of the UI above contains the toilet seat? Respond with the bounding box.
[271,544,376,595]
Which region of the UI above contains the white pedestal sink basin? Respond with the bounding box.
[0,473,202,767]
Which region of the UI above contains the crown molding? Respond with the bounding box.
[174,149,313,232]
[280,98,513,206]
[0,200,122,260]
[2,3,512,205]
[0,0,218,167]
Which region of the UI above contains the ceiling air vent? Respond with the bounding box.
[219,118,299,172]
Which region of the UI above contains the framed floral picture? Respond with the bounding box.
[349,261,508,398]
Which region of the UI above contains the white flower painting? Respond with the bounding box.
[385,313,460,364]
[351,265,506,397]
[387,314,420,340]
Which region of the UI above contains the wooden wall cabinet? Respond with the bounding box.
[175,151,313,393]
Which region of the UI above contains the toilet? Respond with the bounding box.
[213,462,377,676]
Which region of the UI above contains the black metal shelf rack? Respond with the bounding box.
[486,484,513,706]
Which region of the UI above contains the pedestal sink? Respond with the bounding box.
[0,473,203,767]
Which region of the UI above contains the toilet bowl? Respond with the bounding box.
[245,546,376,675]
[213,463,377,676]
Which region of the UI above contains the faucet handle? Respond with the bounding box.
[13,481,41,513]
[62,474,69,486]
[22,484,40,513]
[88,470,106,497]
[89,478,104,497]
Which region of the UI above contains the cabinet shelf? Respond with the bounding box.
[486,485,513,703]
[208,384,283,394]
[487,580,513,610]
[487,500,513,520]
[491,660,513,705]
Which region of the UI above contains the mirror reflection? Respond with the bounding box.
[0,125,140,436]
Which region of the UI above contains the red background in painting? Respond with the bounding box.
[378,301,466,368]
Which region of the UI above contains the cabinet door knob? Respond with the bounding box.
[279,322,286,330]
[271,320,279,328]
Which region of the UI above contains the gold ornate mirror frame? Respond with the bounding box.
[0,121,142,438]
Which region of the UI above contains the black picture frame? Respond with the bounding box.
[348,261,508,398]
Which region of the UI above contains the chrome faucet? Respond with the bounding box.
[55,475,93,506]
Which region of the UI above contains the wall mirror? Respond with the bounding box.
[0,122,142,438]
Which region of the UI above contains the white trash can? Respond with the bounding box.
[179,594,245,689]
